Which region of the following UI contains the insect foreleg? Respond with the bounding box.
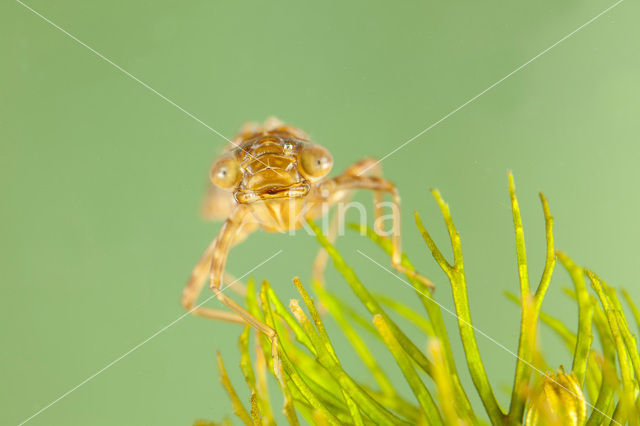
[327,174,435,291]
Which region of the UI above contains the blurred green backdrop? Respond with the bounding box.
[2,0,639,424]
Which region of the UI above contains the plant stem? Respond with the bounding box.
[507,174,555,423]
[557,252,594,386]
[372,314,442,425]
[350,223,475,422]
[415,193,504,425]
[216,351,253,426]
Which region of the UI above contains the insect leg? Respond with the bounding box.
[208,206,283,378]
[181,212,259,320]
[181,237,246,324]
[327,174,435,291]
[346,158,384,224]
[311,200,348,286]
[311,158,383,286]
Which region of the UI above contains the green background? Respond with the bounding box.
[2,0,639,424]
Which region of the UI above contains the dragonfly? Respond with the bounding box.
[181,117,433,374]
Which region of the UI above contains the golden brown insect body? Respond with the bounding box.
[222,127,335,232]
[181,118,432,374]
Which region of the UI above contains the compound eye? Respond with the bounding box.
[299,145,333,180]
[210,156,241,189]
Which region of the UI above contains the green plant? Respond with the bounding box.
[197,174,640,425]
